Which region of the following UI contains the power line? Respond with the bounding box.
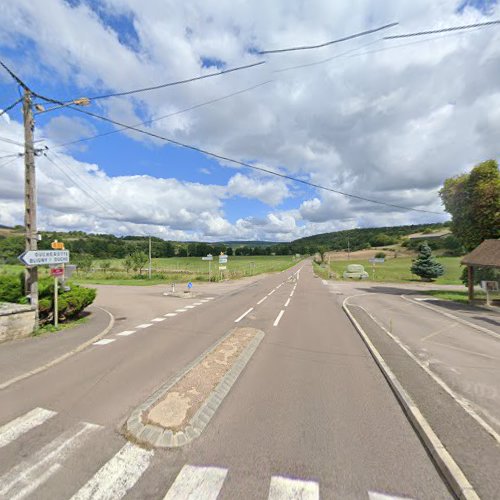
[259,22,398,54]
[63,61,266,103]
[384,19,500,40]
[0,96,23,117]
[41,99,443,215]
[52,80,273,149]
[0,135,24,147]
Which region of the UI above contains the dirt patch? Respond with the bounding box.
[146,327,258,432]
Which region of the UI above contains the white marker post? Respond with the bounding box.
[50,267,64,327]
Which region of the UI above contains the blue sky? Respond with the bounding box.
[1,1,499,241]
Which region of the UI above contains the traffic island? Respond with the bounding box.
[125,327,264,448]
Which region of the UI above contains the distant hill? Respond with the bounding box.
[219,241,278,248]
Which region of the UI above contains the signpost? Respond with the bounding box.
[219,253,228,280]
[50,268,64,327]
[187,282,193,290]
[481,280,499,306]
[202,254,213,281]
[368,258,385,279]
[18,250,70,266]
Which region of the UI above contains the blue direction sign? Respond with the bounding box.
[18,250,70,266]
[187,282,193,289]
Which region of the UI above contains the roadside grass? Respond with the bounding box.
[328,256,462,285]
[33,315,89,336]
[422,289,498,305]
[313,262,330,280]
[0,256,301,286]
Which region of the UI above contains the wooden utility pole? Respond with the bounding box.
[23,88,39,328]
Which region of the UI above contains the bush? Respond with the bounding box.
[375,252,386,259]
[461,266,499,286]
[57,286,96,321]
[0,273,24,303]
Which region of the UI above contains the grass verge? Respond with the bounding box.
[33,315,89,336]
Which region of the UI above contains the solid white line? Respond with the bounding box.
[135,323,153,329]
[268,476,319,499]
[163,465,227,500]
[152,317,166,322]
[369,492,412,500]
[235,307,254,323]
[257,296,268,305]
[0,422,100,499]
[93,339,115,346]
[116,330,136,337]
[284,298,291,307]
[290,291,294,297]
[273,310,285,327]
[0,408,57,449]
[175,309,187,313]
[164,313,177,317]
[268,289,276,296]
[71,442,153,500]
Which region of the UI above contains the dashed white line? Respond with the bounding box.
[185,305,196,309]
[135,323,153,329]
[257,296,268,305]
[151,317,166,322]
[175,309,187,313]
[368,492,411,500]
[0,408,57,449]
[116,330,136,337]
[290,291,295,297]
[284,298,291,307]
[193,302,203,305]
[234,307,254,323]
[163,465,227,500]
[164,313,177,317]
[268,476,319,499]
[206,297,215,300]
[273,310,285,327]
[268,289,276,296]
[276,284,282,289]
[93,339,116,346]
[200,299,210,303]
[71,442,153,500]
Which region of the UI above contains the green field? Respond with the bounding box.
[327,256,463,285]
[0,255,301,286]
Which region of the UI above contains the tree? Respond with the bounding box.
[130,251,148,274]
[439,160,500,251]
[410,242,444,281]
[123,254,134,273]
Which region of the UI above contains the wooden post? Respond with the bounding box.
[468,266,474,303]
[54,276,58,327]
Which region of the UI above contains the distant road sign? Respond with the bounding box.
[202,255,213,261]
[369,258,385,264]
[50,267,64,277]
[18,250,70,266]
[51,240,65,250]
[187,282,193,289]
[219,266,227,270]
[219,254,228,264]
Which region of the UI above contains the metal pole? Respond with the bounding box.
[23,88,39,328]
[209,260,211,281]
[148,236,152,279]
[54,276,58,327]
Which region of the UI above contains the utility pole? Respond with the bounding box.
[148,236,152,279]
[23,88,39,328]
[347,237,350,260]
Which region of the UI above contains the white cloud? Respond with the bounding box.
[1,0,499,241]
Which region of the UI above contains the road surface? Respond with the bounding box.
[0,261,478,499]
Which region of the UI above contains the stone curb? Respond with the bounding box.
[342,297,480,500]
[0,306,115,390]
[125,328,265,448]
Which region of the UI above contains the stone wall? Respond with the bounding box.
[0,303,36,343]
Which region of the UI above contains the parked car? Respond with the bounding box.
[343,264,369,279]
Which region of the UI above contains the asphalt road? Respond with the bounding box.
[0,261,455,499]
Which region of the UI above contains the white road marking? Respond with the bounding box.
[257,296,268,305]
[369,492,413,500]
[235,307,254,323]
[268,476,319,499]
[206,297,215,300]
[0,408,57,449]
[163,465,227,500]
[268,289,276,296]
[193,302,203,305]
[176,309,188,313]
[116,330,136,337]
[276,284,282,289]
[164,313,178,317]
[322,279,328,285]
[284,298,291,307]
[93,339,116,346]
[273,310,285,327]
[290,291,295,297]
[135,323,153,329]
[0,422,100,500]
[200,299,210,303]
[152,317,166,322]
[71,442,153,500]
[185,305,196,309]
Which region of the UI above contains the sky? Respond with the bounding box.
[0,0,499,242]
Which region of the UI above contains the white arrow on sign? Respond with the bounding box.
[18,250,70,266]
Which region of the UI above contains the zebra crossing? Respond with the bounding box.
[0,407,414,499]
